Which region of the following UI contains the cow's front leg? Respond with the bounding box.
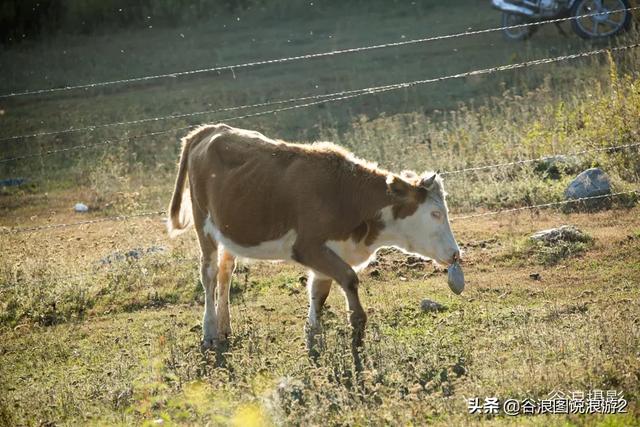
[305,271,332,354]
[216,248,236,341]
[292,242,367,355]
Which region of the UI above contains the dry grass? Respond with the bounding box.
[1,194,639,425]
[1,3,640,425]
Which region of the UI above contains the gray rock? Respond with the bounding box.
[564,168,612,211]
[420,299,446,313]
[565,168,611,199]
[530,225,590,244]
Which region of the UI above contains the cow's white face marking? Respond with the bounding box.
[203,215,297,260]
[369,178,460,266]
[395,195,459,265]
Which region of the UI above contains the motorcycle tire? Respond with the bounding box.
[571,0,632,39]
[501,12,537,41]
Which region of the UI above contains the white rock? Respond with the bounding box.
[74,203,89,213]
[530,225,589,244]
[447,262,465,295]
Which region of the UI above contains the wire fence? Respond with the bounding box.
[1,8,639,289]
[450,190,638,220]
[0,90,364,143]
[0,6,637,101]
[2,41,639,145]
[440,141,640,176]
[1,210,166,235]
[1,185,636,235]
[0,190,636,291]
[2,42,639,163]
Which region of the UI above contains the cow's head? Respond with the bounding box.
[385,171,460,266]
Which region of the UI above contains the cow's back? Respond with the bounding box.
[188,126,390,247]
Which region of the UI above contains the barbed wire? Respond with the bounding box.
[0,210,166,235]
[1,190,637,290]
[0,6,637,100]
[2,186,636,235]
[0,129,186,163]
[0,89,369,143]
[3,35,639,144]
[442,141,640,176]
[1,42,638,163]
[451,190,638,220]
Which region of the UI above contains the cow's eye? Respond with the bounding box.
[431,211,443,220]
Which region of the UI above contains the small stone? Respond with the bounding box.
[420,299,446,313]
[441,382,454,397]
[74,203,89,213]
[452,361,467,377]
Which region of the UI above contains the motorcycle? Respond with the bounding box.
[491,0,633,40]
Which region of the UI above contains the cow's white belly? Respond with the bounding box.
[204,215,297,260]
[204,215,376,269]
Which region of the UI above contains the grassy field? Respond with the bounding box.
[1,0,640,425]
[1,203,639,426]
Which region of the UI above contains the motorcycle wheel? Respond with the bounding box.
[571,0,632,39]
[501,12,536,41]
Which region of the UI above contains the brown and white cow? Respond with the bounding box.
[168,124,460,351]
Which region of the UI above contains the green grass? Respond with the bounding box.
[1,210,640,425]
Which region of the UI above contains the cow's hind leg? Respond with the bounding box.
[195,216,219,350]
[217,247,236,341]
[305,271,332,355]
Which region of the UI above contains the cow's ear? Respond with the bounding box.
[419,173,437,190]
[386,175,412,198]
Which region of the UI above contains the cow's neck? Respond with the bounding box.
[354,173,398,218]
[355,175,415,253]
[373,207,412,251]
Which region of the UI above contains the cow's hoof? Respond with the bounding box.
[217,326,232,341]
[201,337,218,351]
[305,328,325,361]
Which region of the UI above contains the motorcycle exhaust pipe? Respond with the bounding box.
[491,0,536,16]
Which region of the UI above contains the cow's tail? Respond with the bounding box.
[167,125,216,238]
